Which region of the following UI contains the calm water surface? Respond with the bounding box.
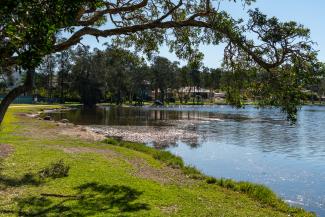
[50,105,325,216]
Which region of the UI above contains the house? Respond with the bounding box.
[177,87,225,100]
[151,86,226,101]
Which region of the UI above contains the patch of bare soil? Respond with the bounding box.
[58,124,106,141]
[18,113,40,118]
[0,144,14,158]
[159,204,179,215]
[18,114,105,141]
[128,157,191,185]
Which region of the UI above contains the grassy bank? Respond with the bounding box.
[0,105,315,216]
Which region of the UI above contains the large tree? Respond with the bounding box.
[70,46,106,107]
[0,0,319,123]
[150,56,178,103]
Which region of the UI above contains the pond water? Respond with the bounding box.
[50,105,325,216]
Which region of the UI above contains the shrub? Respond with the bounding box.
[39,160,70,179]
[104,138,119,145]
[206,177,217,184]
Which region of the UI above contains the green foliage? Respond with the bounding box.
[150,56,180,103]
[38,160,70,179]
[206,177,217,184]
[0,0,92,69]
[104,138,119,145]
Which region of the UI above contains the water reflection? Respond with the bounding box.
[50,105,325,216]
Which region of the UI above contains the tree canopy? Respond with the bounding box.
[0,0,321,122]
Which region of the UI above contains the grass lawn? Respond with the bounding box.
[0,105,315,217]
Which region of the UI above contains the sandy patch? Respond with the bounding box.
[0,144,14,158]
[128,157,190,185]
[58,124,106,141]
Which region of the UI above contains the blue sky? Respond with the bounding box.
[82,0,325,68]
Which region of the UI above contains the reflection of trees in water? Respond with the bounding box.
[52,106,253,127]
[181,137,201,149]
[51,106,325,159]
[152,137,202,149]
[152,140,178,149]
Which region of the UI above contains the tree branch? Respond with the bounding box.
[78,0,149,26]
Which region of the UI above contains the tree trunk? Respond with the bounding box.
[0,69,34,125]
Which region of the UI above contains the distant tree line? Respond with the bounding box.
[1,45,324,109]
[32,46,225,107]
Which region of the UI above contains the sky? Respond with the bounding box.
[82,0,325,68]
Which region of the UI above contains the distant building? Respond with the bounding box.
[214,92,226,99]
[151,86,225,100]
[178,87,225,99]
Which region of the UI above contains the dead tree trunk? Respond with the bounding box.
[0,69,34,124]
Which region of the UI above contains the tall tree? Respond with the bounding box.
[56,49,73,103]
[103,47,142,105]
[0,0,319,123]
[150,56,177,104]
[71,46,105,107]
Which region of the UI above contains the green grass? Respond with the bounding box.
[105,139,184,169]
[0,105,315,217]
[104,139,314,217]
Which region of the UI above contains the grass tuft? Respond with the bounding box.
[182,165,205,179]
[38,160,70,179]
[206,177,217,184]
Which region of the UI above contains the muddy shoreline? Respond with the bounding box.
[26,106,201,147]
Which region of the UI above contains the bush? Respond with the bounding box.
[206,177,217,184]
[39,160,70,179]
[104,138,119,145]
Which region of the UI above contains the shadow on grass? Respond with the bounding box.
[0,160,41,189]
[0,159,70,189]
[2,182,149,216]
[0,172,41,189]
